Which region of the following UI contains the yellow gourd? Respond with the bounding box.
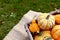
[34,31,54,40]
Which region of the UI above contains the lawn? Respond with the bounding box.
[0,0,60,40]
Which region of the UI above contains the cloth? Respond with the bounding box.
[3,10,41,40]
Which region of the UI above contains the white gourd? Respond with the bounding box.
[37,13,55,29]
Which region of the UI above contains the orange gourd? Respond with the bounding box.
[51,25,60,40]
[55,14,60,24]
[29,20,40,33]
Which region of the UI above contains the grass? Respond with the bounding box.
[0,0,60,40]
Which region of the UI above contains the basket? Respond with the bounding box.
[24,9,60,40]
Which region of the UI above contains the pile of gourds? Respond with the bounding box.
[29,13,60,40]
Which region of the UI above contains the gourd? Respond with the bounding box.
[29,20,40,33]
[55,14,60,24]
[37,13,55,30]
[51,25,60,40]
[34,31,54,40]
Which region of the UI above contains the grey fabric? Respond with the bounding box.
[3,10,41,40]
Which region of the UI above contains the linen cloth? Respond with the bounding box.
[3,10,41,40]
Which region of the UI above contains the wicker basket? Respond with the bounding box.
[24,9,60,40]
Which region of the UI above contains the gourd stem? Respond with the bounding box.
[46,15,50,19]
[33,15,37,20]
[37,31,39,33]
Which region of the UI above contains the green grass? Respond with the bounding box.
[0,0,60,40]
